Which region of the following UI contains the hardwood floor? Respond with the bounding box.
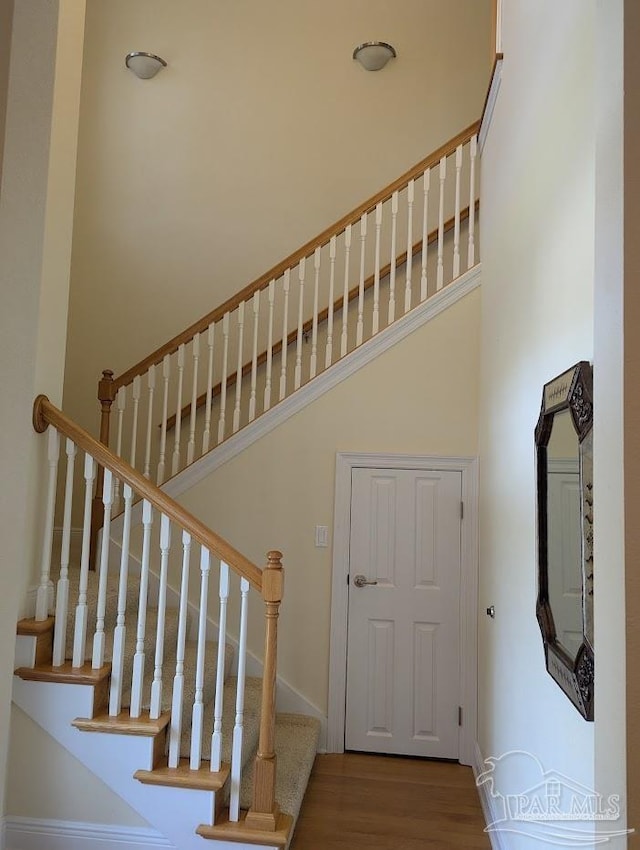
[290,753,491,850]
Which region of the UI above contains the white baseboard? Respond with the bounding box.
[273,674,327,751]
[4,817,174,850]
[472,742,509,850]
[19,586,39,621]
[105,533,328,751]
[21,534,327,754]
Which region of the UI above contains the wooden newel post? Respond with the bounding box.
[246,550,284,831]
[90,370,115,568]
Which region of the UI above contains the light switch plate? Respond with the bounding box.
[315,525,329,548]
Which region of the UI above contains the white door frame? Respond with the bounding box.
[327,452,479,766]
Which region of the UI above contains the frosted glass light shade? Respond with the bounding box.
[353,42,396,71]
[125,52,167,79]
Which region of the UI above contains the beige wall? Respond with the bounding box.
[0,0,85,819]
[478,0,598,825]
[180,289,481,711]
[63,0,491,436]
[6,288,480,825]
[0,0,14,191]
[7,708,147,826]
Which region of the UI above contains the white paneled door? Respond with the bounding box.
[345,467,462,758]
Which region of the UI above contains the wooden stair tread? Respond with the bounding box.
[73,709,170,736]
[135,758,229,791]
[15,661,111,685]
[16,617,55,636]
[196,809,293,847]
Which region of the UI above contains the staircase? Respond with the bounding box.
[13,121,481,849]
[15,556,319,848]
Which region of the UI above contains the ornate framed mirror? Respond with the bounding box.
[535,361,593,720]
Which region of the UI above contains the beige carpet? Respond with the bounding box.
[59,563,319,824]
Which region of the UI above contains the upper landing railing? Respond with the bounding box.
[94,120,480,493]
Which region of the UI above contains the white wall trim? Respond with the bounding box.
[479,56,503,153]
[163,266,481,498]
[19,586,39,621]
[472,742,510,850]
[41,531,326,752]
[4,817,174,850]
[271,675,327,752]
[326,452,479,766]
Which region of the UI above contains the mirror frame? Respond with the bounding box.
[535,361,594,721]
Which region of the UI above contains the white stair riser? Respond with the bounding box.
[12,677,220,850]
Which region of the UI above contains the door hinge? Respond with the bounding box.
[460,501,464,520]
[347,574,350,585]
[458,706,463,727]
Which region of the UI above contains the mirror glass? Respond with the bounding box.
[546,409,582,662]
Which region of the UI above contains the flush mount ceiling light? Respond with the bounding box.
[125,51,167,79]
[353,41,396,71]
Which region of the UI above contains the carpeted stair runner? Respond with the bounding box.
[62,564,319,824]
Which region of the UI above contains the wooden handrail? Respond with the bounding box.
[111,120,480,393]
[32,394,263,592]
[164,200,479,432]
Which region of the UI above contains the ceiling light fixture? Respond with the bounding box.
[125,52,167,80]
[353,41,397,71]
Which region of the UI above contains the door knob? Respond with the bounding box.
[353,574,378,588]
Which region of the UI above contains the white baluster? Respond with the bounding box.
[210,561,229,772]
[157,355,170,484]
[115,386,126,459]
[388,192,398,324]
[202,323,215,454]
[36,427,60,621]
[325,236,337,368]
[229,576,250,821]
[190,546,211,769]
[249,291,260,422]
[294,258,306,390]
[310,248,320,378]
[453,144,463,279]
[72,453,96,667]
[279,270,290,401]
[233,302,245,433]
[168,530,191,768]
[356,213,367,346]
[52,438,76,666]
[109,483,133,715]
[420,168,431,302]
[143,366,155,479]
[171,344,185,476]
[187,333,200,465]
[130,500,153,717]
[372,203,382,334]
[114,387,126,506]
[217,313,230,444]
[340,224,352,357]
[467,135,477,269]
[437,155,447,291]
[263,281,275,412]
[405,179,415,314]
[150,514,171,719]
[92,468,114,669]
[129,375,141,471]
